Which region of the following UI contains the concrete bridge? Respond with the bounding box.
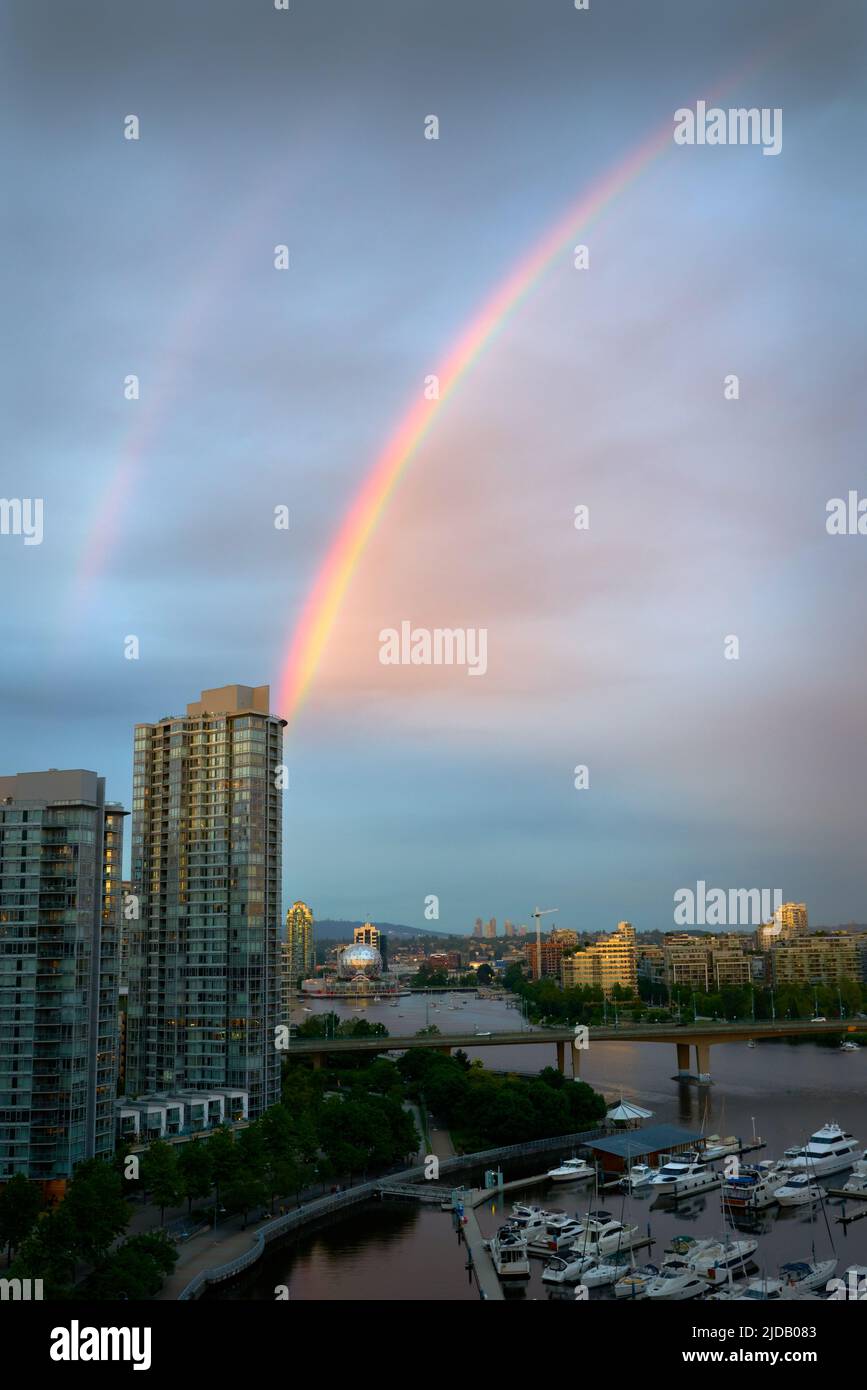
[287,1019,860,1082]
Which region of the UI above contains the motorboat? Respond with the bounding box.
[541,1253,595,1285]
[531,1221,585,1254]
[699,1135,741,1160]
[776,1176,823,1207]
[711,1278,788,1301]
[505,1213,549,1242]
[786,1122,860,1177]
[547,1157,595,1183]
[644,1264,707,1301]
[722,1161,793,1210]
[779,1259,837,1292]
[662,1235,719,1265]
[544,1211,579,1234]
[842,1157,867,1195]
[544,1156,593,1185]
[581,1252,633,1287]
[649,1157,720,1197]
[619,1163,656,1190]
[840,1039,860,1052]
[510,1203,546,1223]
[692,1239,758,1283]
[613,1263,661,1300]
[569,1218,642,1258]
[488,1229,530,1280]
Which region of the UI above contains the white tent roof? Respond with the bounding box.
[606,1100,654,1121]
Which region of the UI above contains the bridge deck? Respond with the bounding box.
[287,1019,858,1055]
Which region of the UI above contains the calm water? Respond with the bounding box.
[214,993,867,1300]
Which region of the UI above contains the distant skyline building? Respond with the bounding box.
[354,921,381,951]
[285,900,314,981]
[282,900,314,1022]
[758,901,809,949]
[126,685,285,1119]
[561,921,637,997]
[0,769,125,1188]
[483,917,497,938]
[473,917,483,937]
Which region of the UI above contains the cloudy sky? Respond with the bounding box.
[2,0,866,933]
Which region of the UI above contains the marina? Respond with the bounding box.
[206,994,867,1300]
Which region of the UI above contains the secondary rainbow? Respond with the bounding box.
[278,121,674,722]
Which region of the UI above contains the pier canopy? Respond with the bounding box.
[587,1124,701,1173]
[606,1099,654,1127]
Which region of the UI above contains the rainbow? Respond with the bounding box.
[277,5,808,726]
[278,122,673,721]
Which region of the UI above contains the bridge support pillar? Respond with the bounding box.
[695,1042,711,1083]
[676,1042,691,1077]
[556,1040,566,1075]
[311,1052,323,1070]
[437,1046,452,1057]
[572,1043,581,1077]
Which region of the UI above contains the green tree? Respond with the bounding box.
[140,1140,185,1225]
[206,1126,239,1216]
[177,1140,214,1215]
[63,1159,130,1266]
[0,1174,42,1265]
[223,1169,269,1229]
[10,1204,78,1295]
[82,1231,178,1300]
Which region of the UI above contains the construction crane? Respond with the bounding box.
[531,907,559,982]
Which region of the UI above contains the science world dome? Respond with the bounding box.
[338,943,383,979]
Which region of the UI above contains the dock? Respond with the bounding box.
[460,1207,504,1300]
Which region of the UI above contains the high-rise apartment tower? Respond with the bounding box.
[127,686,284,1118]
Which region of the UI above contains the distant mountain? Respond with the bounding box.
[313,919,453,941]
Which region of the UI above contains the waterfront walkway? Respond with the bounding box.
[157,1214,278,1300]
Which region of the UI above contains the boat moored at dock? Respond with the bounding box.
[649,1156,720,1198]
[786,1122,860,1177]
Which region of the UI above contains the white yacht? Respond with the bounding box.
[488,1229,530,1280]
[543,1211,576,1234]
[541,1253,595,1285]
[711,1278,788,1301]
[722,1161,793,1211]
[644,1264,706,1301]
[662,1235,719,1265]
[619,1163,656,1190]
[699,1135,740,1160]
[531,1221,585,1254]
[613,1263,661,1300]
[546,1157,595,1183]
[510,1203,546,1223]
[842,1156,867,1196]
[840,1039,860,1052]
[786,1122,860,1177]
[506,1213,549,1243]
[581,1252,633,1287]
[649,1156,720,1197]
[570,1217,642,1258]
[775,1175,823,1207]
[692,1238,758,1283]
[779,1259,837,1292]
